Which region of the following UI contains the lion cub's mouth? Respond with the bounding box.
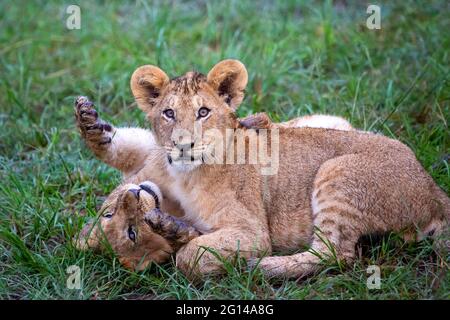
[165,143,209,168]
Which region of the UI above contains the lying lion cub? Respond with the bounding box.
[74,98,353,270]
[75,181,200,269]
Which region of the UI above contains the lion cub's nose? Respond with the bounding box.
[174,141,195,153]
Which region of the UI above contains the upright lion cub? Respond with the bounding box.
[128,59,449,278]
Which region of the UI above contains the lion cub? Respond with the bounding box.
[74,98,353,270]
[126,59,449,279]
[75,181,200,270]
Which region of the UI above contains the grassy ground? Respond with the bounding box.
[0,0,449,299]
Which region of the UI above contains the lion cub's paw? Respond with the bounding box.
[144,209,200,246]
[74,96,113,144]
[239,112,272,130]
[75,96,98,126]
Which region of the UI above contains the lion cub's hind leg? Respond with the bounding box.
[257,151,449,279]
[257,155,369,278]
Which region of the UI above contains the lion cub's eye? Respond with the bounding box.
[163,109,175,120]
[128,225,137,242]
[103,213,113,219]
[197,107,210,119]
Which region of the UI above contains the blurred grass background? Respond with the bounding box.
[0,0,448,299]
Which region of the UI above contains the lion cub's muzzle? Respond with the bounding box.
[174,141,195,160]
[166,139,207,166]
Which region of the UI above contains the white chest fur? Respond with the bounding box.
[167,169,212,234]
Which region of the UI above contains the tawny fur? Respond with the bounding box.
[75,59,449,279]
[127,59,449,279]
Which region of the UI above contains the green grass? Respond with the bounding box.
[0,0,449,299]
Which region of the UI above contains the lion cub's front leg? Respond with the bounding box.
[170,199,272,279]
[75,96,156,176]
[175,226,271,279]
[75,96,114,148]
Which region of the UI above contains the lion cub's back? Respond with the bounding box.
[267,127,445,251]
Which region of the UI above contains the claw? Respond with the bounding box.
[75,96,89,107]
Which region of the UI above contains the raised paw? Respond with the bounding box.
[144,209,200,248]
[75,96,98,127]
[74,96,113,145]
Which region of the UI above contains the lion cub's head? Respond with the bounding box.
[74,181,173,270]
[130,59,248,172]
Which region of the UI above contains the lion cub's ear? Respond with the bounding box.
[130,65,170,112]
[207,59,248,110]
